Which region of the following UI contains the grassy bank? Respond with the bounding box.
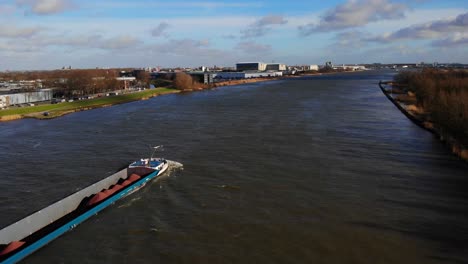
[0,87,178,121]
[392,69,468,159]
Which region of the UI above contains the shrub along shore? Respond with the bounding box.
[0,88,178,121]
[383,69,468,161]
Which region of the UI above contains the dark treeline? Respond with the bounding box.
[0,69,149,98]
[55,69,120,98]
[394,69,468,145]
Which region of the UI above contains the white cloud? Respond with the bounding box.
[151,22,170,38]
[147,38,230,59]
[235,41,272,54]
[222,34,237,39]
[298,0,407,35]
[0,41,41,53]
[256,15,288,27]
[333,30,370,48]
[0,25,42,38]
[1,33,142,53]
[368,11,468,42]
[154,38,209,54]
[15,0,75,15]
[89,1,263,10]
[432,32,468,47]
[0,4,16,15]
[1,2,466,70]
[97,35,142,50]
[241,15,288,38]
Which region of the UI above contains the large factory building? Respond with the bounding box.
[236,62,267,71]
[265,63,287,71]
[0,89,53,108]
[214,71,283,79]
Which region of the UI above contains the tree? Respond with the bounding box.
[136,71,150,87]
[174,72,193,90]
[66,70,93,96]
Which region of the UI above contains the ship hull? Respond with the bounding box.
[0,161,168,264]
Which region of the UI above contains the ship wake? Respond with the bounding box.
[166,160,184,173]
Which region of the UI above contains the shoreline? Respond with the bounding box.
[379,81,468,161]
[0,88,180,122]
[0,70,360,122]
[207,70,359,88]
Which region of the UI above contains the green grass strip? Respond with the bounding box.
[0,88,177,117]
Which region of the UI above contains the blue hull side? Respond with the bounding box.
[1,169,160,264]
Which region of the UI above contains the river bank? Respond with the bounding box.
[0,70,359,122]
[3,70,468,263]
[0,88,179,122]
[379,81,468,161]
[0,76,287,121]
[193,71,355,90]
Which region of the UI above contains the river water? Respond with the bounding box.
[1,70,467,263]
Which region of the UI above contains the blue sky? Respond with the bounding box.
[0,0,467,70]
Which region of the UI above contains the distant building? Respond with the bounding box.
[186,72,214,84]
[0,89,53,108]
[304,65,319,71]
[116,76,136,89]
[116,77,136,81]
[265,63,287,71]
[332,64,366,71]
[286,65,319,72]
[214,71,283,80]
[236,62,267,71]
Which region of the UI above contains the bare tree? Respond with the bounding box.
[136,71,150,87]
[66,70,93,96]
[174,72,193,90]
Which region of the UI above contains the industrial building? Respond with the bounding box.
[304,65,319,71]
[332,65,366,71]
[0,89,53,108]
[265,63,287,71]
[214,71,283,80]
[115,77,136,81]
[185,71,214,84]
[288,65,319,72]
[236,62,267,71]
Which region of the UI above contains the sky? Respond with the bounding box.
[0,0,467,70]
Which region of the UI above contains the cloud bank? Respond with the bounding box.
[15,0,75,15]
[299,0,407,36]
[368,12,468,42]
[241,15,287,38]
[151,22,170,38]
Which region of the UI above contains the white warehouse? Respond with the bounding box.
[0,89,53,108]
[214,71,283,79]
[305,65,319,71]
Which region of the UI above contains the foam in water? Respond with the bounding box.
[117,196,142,208]
[166,160,184,172]
[117,160,182,208]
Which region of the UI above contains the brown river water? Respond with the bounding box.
[0,70,467,263]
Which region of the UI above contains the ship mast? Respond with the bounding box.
[150,145,163,161]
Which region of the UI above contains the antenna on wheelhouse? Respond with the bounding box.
[150,145,163,160]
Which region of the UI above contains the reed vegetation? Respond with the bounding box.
[394,69,468,146]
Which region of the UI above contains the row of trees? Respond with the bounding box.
[0,69,151,98]
[156,72,200,90]
[58,69,119,98]
[0,69,201,94]
[394,69,468,145]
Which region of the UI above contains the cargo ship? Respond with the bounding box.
[0,147,170,264]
